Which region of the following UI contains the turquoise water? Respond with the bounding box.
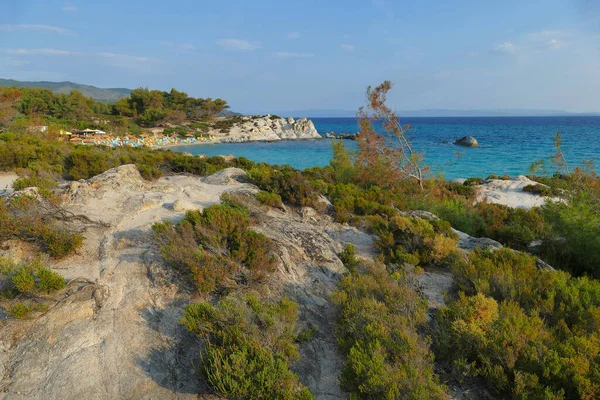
[168,117,600,180]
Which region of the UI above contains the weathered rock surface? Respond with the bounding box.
[211,115,322,143]
[454,136,479,147]
[474,175,563,210]
[201,167,249,185]
[0,164,375,400]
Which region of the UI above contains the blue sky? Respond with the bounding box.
[1,0,600,114]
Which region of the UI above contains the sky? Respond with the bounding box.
[1,0,600,114]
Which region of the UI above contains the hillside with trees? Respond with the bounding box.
[0,79,131,103]
[0,85,230,135]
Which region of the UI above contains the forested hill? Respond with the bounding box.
[0,79,131,103]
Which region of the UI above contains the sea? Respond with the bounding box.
[168,117,600,180]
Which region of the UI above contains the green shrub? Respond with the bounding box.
[540,189,600,276]
[339,243,358,272]
[255,190,283,209]
[487,174,511,180]
[248,164,320,208]
[12,268,36,295]
[13,175,58,191]
[181,295,313,399]
[153,203,277,292]
[370,215,459,268]
[1,259,66,297]
[9,303,34,319]
[437,248,600,399]
[463,177,485,186]
[523,183,555,197]
[332,263,447,398]
[8,302,48,319]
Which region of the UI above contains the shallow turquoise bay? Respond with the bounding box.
[168,117,600,180]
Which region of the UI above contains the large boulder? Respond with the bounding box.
[454,136,479,147]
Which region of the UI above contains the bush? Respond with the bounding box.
[332,262,447,398]
[523,184,555,197]
[255,190,283,209]
[339,243,358,272]
[1,259,66,298]
[541,189,600,276]
[181,294,313,399]
[370,215,459,268]
[13,175,58,191]
[248,164,320,208]
[437,248,600,399]
[153,203,277,292]
[0,196,84,259]
[487,174,511,180]
[9,302,48,319]
[463,177,485,186]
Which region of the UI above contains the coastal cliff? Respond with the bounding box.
[211,115,322,143]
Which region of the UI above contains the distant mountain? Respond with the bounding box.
[272,108,600,118]
[0,79,131,103]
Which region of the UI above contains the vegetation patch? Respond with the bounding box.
[181,294,313,399]
[0,194,83,259]
[152,202,277,292]
[437,248,600,399]
[332,262,447,399]
[255,190,284,209]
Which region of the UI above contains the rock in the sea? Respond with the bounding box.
[202,167,249,185]
[454,136,479,147]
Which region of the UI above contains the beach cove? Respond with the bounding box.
[168,116,600,180]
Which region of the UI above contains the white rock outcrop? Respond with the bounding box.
[211,115,321,143]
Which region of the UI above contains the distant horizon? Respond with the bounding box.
[3,77,600,118]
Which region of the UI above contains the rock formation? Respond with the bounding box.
[0,165,374,399]
[454,136,479,147]
[211,115,322,143]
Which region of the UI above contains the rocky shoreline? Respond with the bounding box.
[197,115,322,144]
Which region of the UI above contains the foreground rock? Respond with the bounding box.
[213,115,322,143]
[454,136,478,147]
[0,165,374,400]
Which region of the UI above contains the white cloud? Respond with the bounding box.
[217,38,261,51]
[495,42,517,54]
[62,5,77,12]
[340,44,355,52]
[2,47,160,73]
[546,39,568,50]
[496,30,570,56]
[0,24,76,35]
[160,41,196,52]
[98,52,156,63]
[4,48,81,56]
[287,32,301,39]
[275,52,314,58]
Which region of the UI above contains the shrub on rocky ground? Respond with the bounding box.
[332,262,447,399]
[0,258,65,298]
[255,190,283,209]
[0,195,83,259]
[437,248,600,399]
[370,215,459,268]
[153,203,277,292]
[181,294,313,399]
